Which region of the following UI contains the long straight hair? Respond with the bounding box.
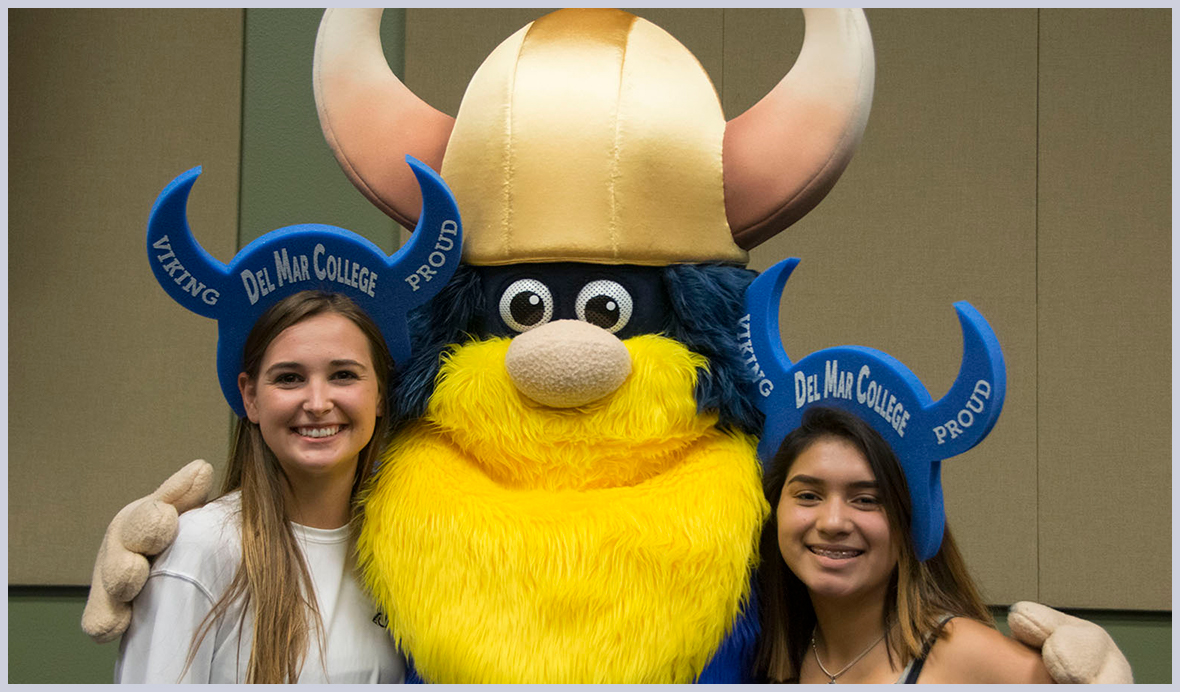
[183,291,393,683]
[753,406,992,683]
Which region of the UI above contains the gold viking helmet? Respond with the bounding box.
[314,8,874,267]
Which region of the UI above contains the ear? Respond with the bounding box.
[239,372,260,423]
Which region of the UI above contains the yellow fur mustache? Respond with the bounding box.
[426,334,719,490]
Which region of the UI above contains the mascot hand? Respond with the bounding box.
[1008,601,1133,683]
[81,459,213,643]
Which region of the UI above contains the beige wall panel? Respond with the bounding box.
[1037,9,1170,610]
[9,9,243,583]
[727,9,1040,604]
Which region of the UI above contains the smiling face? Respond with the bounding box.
[239,312,383,490]
[777,437,897,603]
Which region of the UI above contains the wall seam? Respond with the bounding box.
[229,8,251,451]
[236,9,249,253]
[719,8,726,103]
[1033,7,1042,604]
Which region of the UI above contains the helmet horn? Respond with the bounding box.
[723,9,875,250]
[314,8,455,229]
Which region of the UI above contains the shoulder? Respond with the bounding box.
[173,492,241,550]
[149,493,241,587]
[920,616,1055,684]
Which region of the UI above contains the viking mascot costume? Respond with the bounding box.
[84,9,1132,683]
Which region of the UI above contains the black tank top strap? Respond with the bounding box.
[900,615,956,684]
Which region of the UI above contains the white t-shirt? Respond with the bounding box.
[114,492,404,683]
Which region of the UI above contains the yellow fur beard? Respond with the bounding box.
[359,335,768,683]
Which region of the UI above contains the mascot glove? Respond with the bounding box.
[1008,601,1133,683]
[81,459,213,643]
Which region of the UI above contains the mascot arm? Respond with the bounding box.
[81,459,213,643]
[1007,601,1134,683]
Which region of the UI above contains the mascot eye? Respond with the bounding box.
[575,280,633,333]
[499,279,554,333]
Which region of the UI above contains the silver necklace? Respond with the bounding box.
[810,628,888,683]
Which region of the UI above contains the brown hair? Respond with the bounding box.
[184,290,393,683]
[753,406,992,683]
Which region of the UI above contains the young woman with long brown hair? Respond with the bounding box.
[755,406,1052,684]
[115,290,404,683]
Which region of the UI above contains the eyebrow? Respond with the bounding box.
[786,474,879,490]
[264,359,368,376]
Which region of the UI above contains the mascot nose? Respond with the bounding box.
[505,319,632,408]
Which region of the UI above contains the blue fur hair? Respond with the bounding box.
[662,263,763,435]
[391,265,485,425]
[391,263,763,435]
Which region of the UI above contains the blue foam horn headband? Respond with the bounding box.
[147,156,462,418]
[738,258,1006,561]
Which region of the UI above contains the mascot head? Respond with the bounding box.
[314,8,874,435]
